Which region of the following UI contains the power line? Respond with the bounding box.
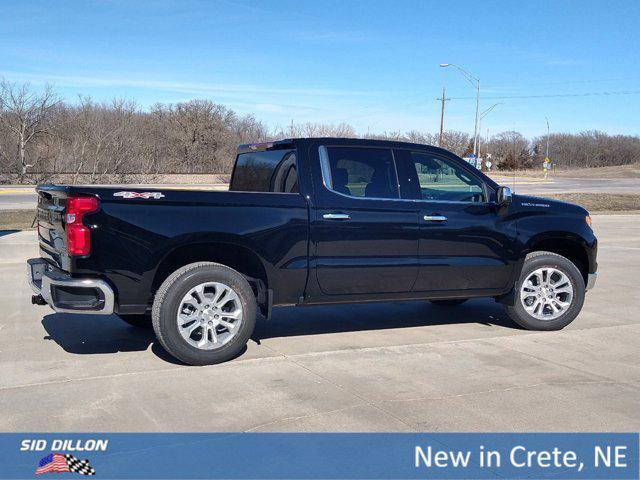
[341,89,640,123]
[485,75,640,89]
[448,90,640,100]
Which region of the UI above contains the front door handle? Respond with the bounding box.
[423,215,447,222]
[323,213,351,220]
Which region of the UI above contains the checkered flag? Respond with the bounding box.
[65,454,96,476]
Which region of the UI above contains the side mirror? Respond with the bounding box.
[496,186,513,206]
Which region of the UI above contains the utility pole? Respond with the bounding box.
[437,87,451,147]
[545,117,550,158]
[544,117,551,179]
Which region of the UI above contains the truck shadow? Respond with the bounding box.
[253,298,519,341]
[41,299,519,363]
[39,314,225,365]
[41,314,156,355]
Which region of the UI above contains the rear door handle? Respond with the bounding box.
[423,215,447,222]
[323,213,351,220]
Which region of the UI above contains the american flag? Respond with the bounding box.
[35,454,70,475]
[36,453,96,476]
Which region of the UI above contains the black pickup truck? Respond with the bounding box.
[28,138,597,365]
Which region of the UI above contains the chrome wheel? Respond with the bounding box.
[177,282,243,350]
[520,267,574,320]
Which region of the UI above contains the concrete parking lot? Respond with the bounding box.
[0,216,638,432]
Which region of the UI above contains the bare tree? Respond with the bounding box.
[2,80,640,184]
[275,122,356,139]
[531,131,640,169]
[488,131,532,170]
[440,131,472,157]
[0,80,58,175]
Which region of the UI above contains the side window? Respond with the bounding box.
[320,146,399,199]
[409,152,485,202]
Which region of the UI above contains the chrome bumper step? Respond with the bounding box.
[27,258,115,314]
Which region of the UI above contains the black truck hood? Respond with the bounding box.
[512,193,589,216]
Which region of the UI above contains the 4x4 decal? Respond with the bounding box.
[113,191,165,199]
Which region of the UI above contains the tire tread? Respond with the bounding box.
[505,250,585,331]
[152,262,256,365]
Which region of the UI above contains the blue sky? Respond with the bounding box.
[1,0,639,137]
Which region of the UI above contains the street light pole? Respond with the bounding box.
[474,80,480,157]
[440,63,480,157]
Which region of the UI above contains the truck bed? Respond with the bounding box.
[36,184,310,313]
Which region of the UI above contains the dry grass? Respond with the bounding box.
[489,163,640,179]
[553,163,640,179]
[0,210,36,231]
[545,193,640,213]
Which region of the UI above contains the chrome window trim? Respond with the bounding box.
[319,146,333,191]
[318,145,491,205]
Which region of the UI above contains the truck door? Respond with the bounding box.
[309,143,419,296]
[393,148,517,293]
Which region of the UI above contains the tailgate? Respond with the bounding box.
[36,185,70,271]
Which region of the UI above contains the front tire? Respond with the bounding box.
[152,262,257,365]
[505,251,585,330]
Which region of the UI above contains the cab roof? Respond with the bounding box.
[237,137,447,154]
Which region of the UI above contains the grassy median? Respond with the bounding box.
[0,210,37,231]
[545,193,640,213]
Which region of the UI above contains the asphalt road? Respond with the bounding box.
[0,215,638,432]
[1,176,638,210]
[0,186,37,210]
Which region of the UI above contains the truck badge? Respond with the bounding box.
[113,191,165,199]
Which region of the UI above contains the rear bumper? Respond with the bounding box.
[586,272,597,291]
[27,258,115,314]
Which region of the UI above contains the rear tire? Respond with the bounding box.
[119,314,152,328]
[430,299,468,306]
[504,251,585,331]
[152,262,257,366]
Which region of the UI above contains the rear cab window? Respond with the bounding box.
[230,148,298,193]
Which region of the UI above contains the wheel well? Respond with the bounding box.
[152,242,269,306]
[528,239,589,284]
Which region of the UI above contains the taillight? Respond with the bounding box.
[66,196,98,256]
